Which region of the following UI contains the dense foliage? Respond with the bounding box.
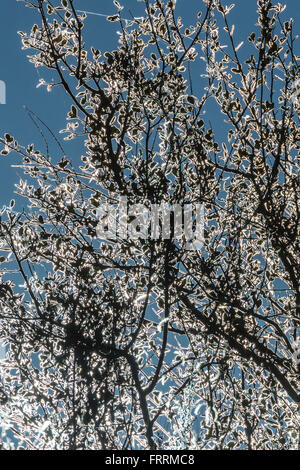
[0,0,299,450]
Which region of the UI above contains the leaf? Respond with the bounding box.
[68,105,78,119]
[58,159,69,169]
[113,0,123,10]
[107,15,119,22]
[104,52,114,65]
[249,32,256,42]
[5,133,14,143]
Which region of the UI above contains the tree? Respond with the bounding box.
[0,0,299,450]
